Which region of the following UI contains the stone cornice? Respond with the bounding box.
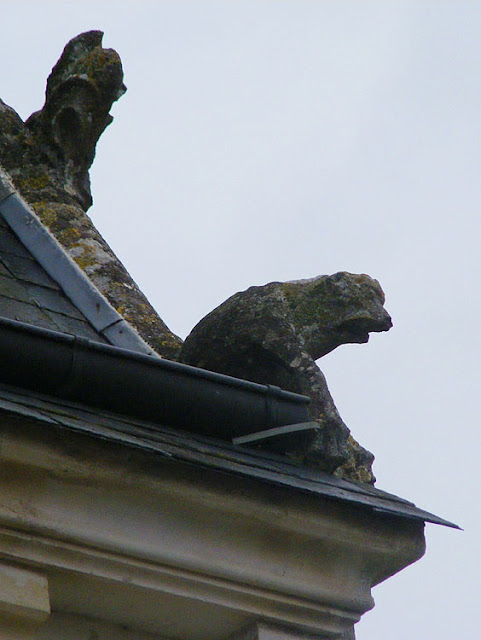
[0,416,425,639]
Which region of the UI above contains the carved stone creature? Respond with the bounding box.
[1,32,391,482]
[180,272,392,482]
[0,31,182,358]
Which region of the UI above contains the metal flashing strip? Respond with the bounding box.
[232,422,319,448]
[0,168,155,355]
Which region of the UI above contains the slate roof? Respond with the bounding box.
[0,213,108,341]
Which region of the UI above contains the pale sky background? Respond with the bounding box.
[2,2,480,638]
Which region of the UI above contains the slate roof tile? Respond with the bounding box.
[0,251,60,288]
[0,296,60,330]
[0,222,32,258]
[42,309,105,340]
[25,282,85,318]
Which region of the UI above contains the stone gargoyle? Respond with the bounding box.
[2,31,392,483]
[180,272,392,482]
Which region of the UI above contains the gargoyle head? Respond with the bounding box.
[285,272,392,360]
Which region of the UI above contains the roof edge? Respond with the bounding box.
[0,381,460,529]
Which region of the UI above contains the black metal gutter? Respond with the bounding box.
[0,316,310,439]
[0,167,155,355]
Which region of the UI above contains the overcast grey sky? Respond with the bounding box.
[2,2,480,638]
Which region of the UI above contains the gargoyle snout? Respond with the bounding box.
[365,307,392,333]
[337,308,392,344]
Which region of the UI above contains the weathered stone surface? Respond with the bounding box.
[180,272,392,481]
[0,32,182,359]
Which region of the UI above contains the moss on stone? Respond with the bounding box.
[57,227,81,244]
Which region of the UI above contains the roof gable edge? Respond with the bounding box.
[0,168,155,356]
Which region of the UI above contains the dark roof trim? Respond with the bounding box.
[0,383,459,529]
[0,316,310,439]
[0,167,154,355]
